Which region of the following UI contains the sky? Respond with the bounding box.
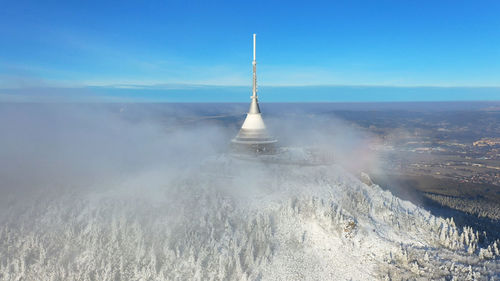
[1,0,499,102]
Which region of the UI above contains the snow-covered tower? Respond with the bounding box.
[231,34,277,154]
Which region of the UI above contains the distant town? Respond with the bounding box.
[328,106,500,222]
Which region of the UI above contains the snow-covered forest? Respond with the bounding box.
[1,154,499,280]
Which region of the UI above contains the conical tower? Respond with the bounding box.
[231,34,278,154]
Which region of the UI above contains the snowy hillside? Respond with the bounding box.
[0,150,499,280]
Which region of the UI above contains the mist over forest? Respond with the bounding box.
[0,103,499,280]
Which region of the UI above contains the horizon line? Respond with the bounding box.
[2,83,500,90]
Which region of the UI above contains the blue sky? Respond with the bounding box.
[1,0,499,102]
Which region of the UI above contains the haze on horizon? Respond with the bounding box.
[1,0,500,102]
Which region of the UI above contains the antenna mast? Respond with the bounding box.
[252,33,257,99]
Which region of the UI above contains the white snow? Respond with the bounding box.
[0,149,498,280]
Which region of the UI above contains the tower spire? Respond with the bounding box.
[252,33,257,99]
[249,34,260,114]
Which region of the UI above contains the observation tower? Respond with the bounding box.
[231,34,278,154]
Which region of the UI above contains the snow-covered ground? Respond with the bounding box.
[0,150,499,280]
